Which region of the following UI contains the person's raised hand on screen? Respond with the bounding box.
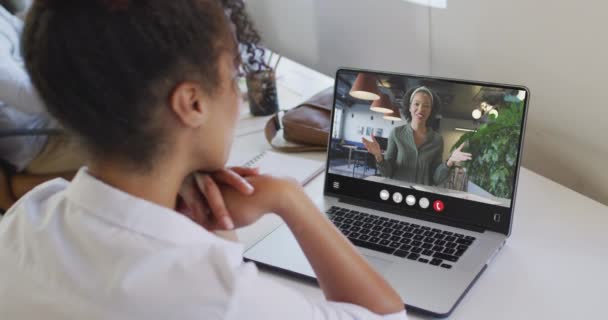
[362,134,383,161]
[447,143,473,167]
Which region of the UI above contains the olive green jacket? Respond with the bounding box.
[376,124,450,186]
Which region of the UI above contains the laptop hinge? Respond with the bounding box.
[336,195,486,233]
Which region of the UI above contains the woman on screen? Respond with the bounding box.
[362,86,472,186]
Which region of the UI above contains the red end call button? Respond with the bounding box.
[433,200,445,212]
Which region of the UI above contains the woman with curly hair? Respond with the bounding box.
[0,1,406,319]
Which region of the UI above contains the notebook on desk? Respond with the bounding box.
[243,151,325,186]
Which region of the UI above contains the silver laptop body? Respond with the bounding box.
[244,68,529,317]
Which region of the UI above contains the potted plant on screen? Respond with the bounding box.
[450,101,524,199]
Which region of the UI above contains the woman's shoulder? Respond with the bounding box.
[391,125,409,136]
[386,125,406,141]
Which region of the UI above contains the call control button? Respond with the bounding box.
[405,195,416,206]
[419,197,430,209]
[380,190,390,201]
[493,213,501,223]
[392,192,403,204]
[433,200,445,212]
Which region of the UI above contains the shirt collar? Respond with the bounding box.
[65,168,238,248]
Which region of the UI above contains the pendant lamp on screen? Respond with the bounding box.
[349,73,381,100]
[383,102,402,121]
[370,93,394,114]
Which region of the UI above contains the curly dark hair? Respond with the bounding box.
[22,0,263,170]
[401,86,442,128]
[220,0,269,73]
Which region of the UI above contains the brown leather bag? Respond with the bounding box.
[264,87,334,152]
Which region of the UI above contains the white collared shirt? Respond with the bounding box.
[0,169,407,320]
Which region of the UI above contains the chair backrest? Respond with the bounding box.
[0,128,63,168]
[0,128,63,138]
[0,128,65,211]
[0,161,15,212]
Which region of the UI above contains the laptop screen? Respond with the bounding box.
[325,69,529,234]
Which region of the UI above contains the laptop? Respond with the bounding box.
[244,68,530,317]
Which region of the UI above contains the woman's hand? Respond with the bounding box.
[362,135,383,161]
[218,175,304,228]
[447,143,473,167]
[176,167,259,231]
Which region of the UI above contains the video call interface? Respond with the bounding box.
[328,70,526,209]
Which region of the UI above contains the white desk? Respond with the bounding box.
[231,57,608,319]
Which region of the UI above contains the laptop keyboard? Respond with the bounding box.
[327,206,476,269]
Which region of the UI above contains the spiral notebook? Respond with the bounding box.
[243,151,325,186]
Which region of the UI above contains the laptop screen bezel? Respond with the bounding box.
[323,68,530,236]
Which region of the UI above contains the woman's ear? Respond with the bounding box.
[170,81,209,128]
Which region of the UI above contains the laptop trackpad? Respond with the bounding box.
[362,254,393,272]
[244,224,393,277]
[244,224,316,277]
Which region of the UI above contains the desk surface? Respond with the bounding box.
[231,56,608,319]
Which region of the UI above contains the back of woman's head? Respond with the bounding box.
[22,0,238,167]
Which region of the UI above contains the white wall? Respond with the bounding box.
[246,0,608,205]
[338,103,403,143]
[247,0,431,76]
[430,0,608,205]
